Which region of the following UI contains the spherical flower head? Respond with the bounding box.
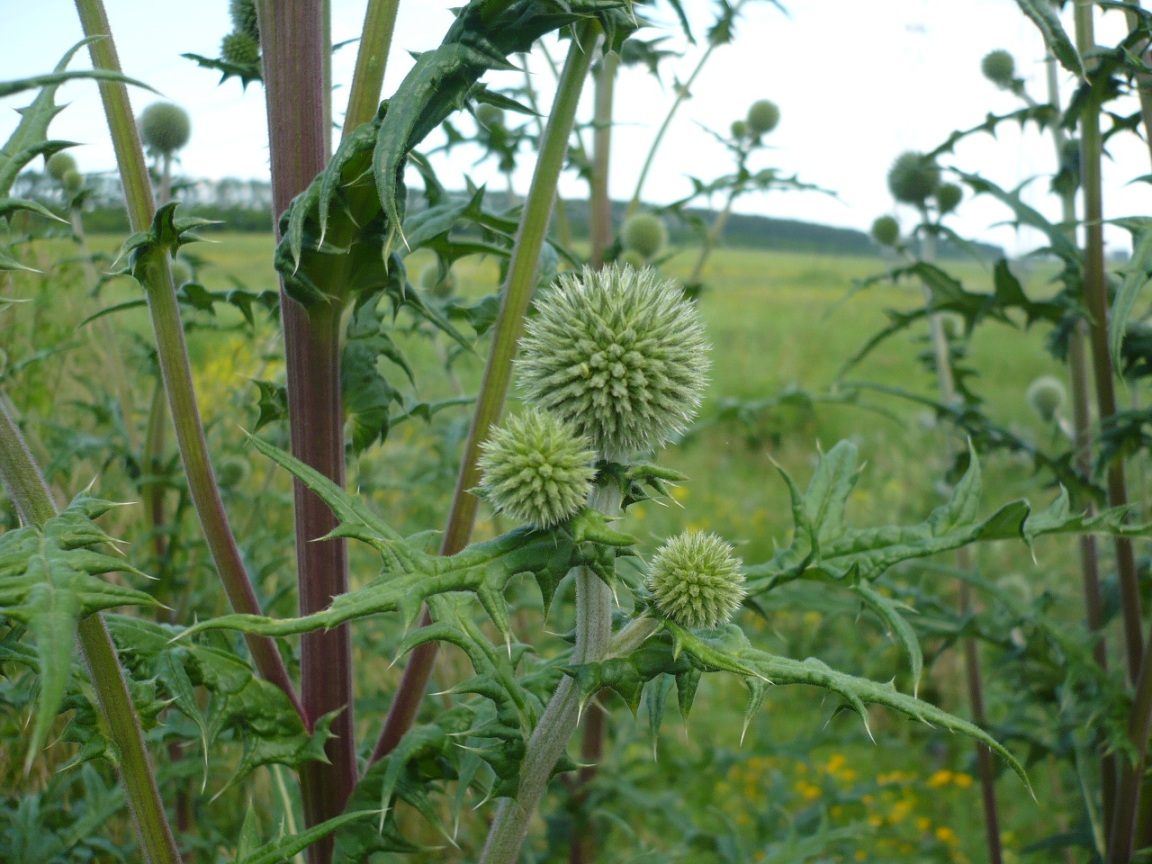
[518,265,710,461]
[936,182,963,215]
[419,263,456,298]
[730,119,750,141]
[647,531,745,629]
[477,409,597,528]
[1027,375,1065,422]
[621,213,668,260]
[230,0,260,40]
[981,50,1016,88]
[870,215,900,247]
[887,151,940,206]
[61,169,84,195]
[46,151,77,181]
[222,31,261,67]
[139,103,192,158]
[746,99,780,136]
[476,103,505,130]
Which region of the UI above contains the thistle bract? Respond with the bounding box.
[477,409,597,528]
[621,212,668,260]
[46,151,77,181]
[517,265,710,461]
[1027,375,1065,422]
[139,103,191,158]
[870,215,900,247]
[647,531,745,629]
[746,99,780,136]
[981,50,1015,87]
[887,151,940,206]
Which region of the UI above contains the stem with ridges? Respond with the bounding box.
[342,0,401,138]
[73,0,302,717]
[0,397,181,864]
[370,20,602,764]
[480,480,622,864]
[257,1,356,856]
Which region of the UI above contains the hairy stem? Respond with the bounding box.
[342,0,401,137]
[479,481,623,864]
[0,398,181,864]
[589,50,618,268]
[73,0,302,715]
[370,20,602,764]
[257,1,356,855]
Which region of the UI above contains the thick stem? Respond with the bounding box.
[342,0,401,138]
[0,398,181,864]
[258,0,356,854]
[479,481,622,864]
[589,51,618,268]
[370,21,602,764]
[74,0,302,716]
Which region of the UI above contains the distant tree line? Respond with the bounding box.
[14,170,1003,259]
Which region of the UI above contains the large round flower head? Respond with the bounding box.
[746,99,780,136]
[477,408,597,528]
[936,182,963,215]
[139,103,191,158]
[647,532,745,629]
[621,212,668,260]
[887,151,940,206]
[230,0,260,40]
[981,50,1016,88]
[517,265,710,461]
[46,151,77,181]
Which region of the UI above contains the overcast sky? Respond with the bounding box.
[3,1,1148,256]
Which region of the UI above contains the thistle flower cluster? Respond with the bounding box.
[647,532,746,628]
[477,409,597,528]
[517,264,710,462]
[887,151,940,206]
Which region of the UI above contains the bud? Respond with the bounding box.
[46,151,77,181]
[936,182,963,215]
[647,531,745,629]
[476,103,505,130]
[221,31,260,66]
[230,0,260,41]
[745,99,780,136]
[981,50,1016,88]
[887,151,941,206]
[621,212,668,260]
[477,409,597,528]
[1026,376,1065,422]
[61,169,84,195]
[617,249,647,271]
[870,215,900,247]
[517,265,710,461]
[730,119,750,141]
[217,455,251,489]
[139,103,192,158]
[419,263,456,298]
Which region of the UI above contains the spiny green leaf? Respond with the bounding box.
[1110,217,1152,371]
[0,198,66,223]
[0,67,155,100]
[235,811,377,864]
[1014,0,1084,78]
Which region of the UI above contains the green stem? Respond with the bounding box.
[257,1,357,854]
[343,0,400,138]
[479,481,624,864]
[589,50,618,268]
[73,0,303,718]
[687,189,736,286]
[0,398,181,864]
[370,21,602,764]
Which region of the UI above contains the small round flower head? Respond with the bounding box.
[647,531,745,629]
[936,182,963,215]
[621,212,668,260]
[46,151,77,181]
[981,50,1016,88]
[518,265,710,461]
[870,215,900,247]
[230,0,260,40]
[139,103,192,158]
[476,103,505,130]
[217,455,251,489]
[222,31,261,66]
[419,263,456,298]
[887,151,941,206]
[477,409,597,528]
[618,249,647,271]
[61,169,84,195]
[1027,375,1065,422]
[746,99,780,136]
[730,119,750,141]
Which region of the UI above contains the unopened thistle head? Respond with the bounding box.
[1027,375,1065,422]
[139,103,191,158]
[230,0,260,40]
[730,119,750,141]
[887,151,940,206]
[46,151,77,181]
[870,215,900,247]
[746,99,780,136]
[477,409,597,528]
[981,50,1016,88]
[621,212,668,260]
[222,31,261,66]
[647,532,745,629]
[61,169,84,195]
[936,182,963,215]
[517,265,710,461]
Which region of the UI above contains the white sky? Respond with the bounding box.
[2,0,1148,256]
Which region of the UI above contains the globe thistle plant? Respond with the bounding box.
[139,103,192,158]
[517,265,710,462]
[981,49,1016,88]
[477,409,597,528]
[647,531,745,629]
[621,212,668,261]
[222,31,261,67]
[746,99,780,136]
[887,151,940,206]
